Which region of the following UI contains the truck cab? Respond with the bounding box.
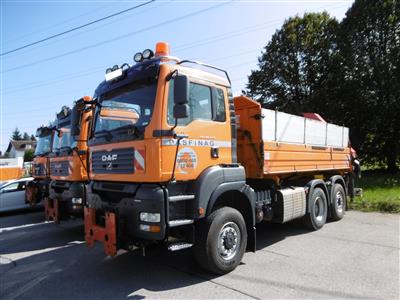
[26,126,55,205]
[47,98,92,222]
[84,43,238,254]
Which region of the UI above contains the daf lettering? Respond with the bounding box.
[101,154,118,162]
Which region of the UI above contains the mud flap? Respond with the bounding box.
[84,207,117,257]
[45,198,59,223]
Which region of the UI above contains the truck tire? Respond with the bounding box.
[304,187,327,230]
[194,207,247,275]
[330,183,346,221]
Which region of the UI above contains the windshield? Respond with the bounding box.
[94,81,157,136]
[52,126,76,152]
[34,134,52,156]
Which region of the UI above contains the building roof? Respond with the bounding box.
[6,140,37,153]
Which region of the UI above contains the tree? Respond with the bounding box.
[11,127,22,140]
[338,0,400,172]
[24,149,35,162]
[246,12,340,116]
[30,134,36,141]
[23,132,30,140]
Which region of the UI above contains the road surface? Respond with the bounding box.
[0,210,398,299]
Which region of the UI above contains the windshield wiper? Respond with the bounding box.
[111,124,136,133]
[111,124,143,138]
[37,151,50,157]
[95,129,113,141]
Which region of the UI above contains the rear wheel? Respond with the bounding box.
[194,207,247,275]
[304,187,327,230]
[330,183,346,221]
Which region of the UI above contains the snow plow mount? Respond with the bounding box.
[45,198,59,223]
[84,207,117,257]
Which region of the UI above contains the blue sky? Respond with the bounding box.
[0,0,353,153]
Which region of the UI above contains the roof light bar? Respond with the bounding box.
[105,67,123,82]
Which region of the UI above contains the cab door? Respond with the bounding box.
[162,78,232,181]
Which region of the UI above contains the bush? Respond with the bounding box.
[349,170,400,213]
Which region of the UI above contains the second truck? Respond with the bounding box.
[75,42,358,274]
[46,97,93,222]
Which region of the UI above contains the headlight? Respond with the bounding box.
[71,197,82,204]
[140,212,160,223]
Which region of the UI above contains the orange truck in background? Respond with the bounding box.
[26,126,55,205]
[46,98,93,222]
[74,42,359,274]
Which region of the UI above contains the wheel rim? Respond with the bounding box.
[335,191,344,213]
[313,196,326,222]
[218,222,241,261]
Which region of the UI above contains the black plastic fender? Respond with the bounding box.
[194,165,246,214]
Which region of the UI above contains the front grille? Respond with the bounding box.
[34,163,46,176]
[50,161,70,176]
[92,148,134,174]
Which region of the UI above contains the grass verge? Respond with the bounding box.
[349,170,400,213]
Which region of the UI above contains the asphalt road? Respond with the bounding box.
[0,210,398,299]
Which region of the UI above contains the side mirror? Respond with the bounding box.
[173,75,189,119]
[70,104,81,136]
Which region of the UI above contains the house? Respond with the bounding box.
[5,140,36,159]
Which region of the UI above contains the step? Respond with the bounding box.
[168,219,194,227]
[168,242,193,252]
[168,195,195,202]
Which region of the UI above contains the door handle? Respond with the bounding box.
[211,147,219,158]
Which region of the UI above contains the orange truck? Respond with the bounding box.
[74,42,359,274]
[46,98,93,222]
[26,126,55,205]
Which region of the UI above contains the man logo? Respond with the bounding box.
[101,154,118,162]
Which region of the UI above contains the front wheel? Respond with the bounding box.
[194,207,247,275]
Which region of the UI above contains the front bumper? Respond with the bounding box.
[86,181,166,250]
[48,181,86,221]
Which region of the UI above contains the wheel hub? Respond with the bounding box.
[218,222,240,261]
[223,231,235,249]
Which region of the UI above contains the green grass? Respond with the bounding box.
[350,170,400,213]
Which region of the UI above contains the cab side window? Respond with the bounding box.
[168,80,212,126]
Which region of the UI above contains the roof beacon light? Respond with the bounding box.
[105,67,123,82]
[155,42,169,57]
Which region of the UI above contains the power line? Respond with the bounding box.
[1,1,349,96]
[3,19,277,95]
[0,0,155,56]
[2,1,232,73]
[4,2,114,45]
[4,0,171,60]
